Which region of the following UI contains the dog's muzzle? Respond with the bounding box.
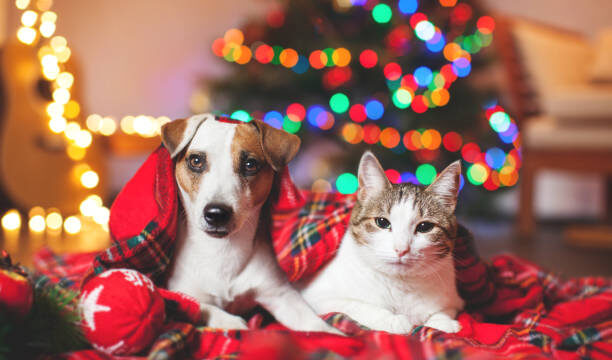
[203,203,233,237]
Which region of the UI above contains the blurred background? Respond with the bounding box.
[0,0,610,276]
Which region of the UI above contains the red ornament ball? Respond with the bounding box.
[80,269,165,355]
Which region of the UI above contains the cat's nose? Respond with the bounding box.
[395,248,410,258]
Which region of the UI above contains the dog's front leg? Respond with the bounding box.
[201,303,248,330]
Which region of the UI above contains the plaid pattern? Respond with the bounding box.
[30,146,612,359]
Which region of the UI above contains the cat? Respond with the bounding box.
[299,151,464,334]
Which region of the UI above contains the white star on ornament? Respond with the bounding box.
[80,285,111,331]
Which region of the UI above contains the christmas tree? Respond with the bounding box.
[205,0,521,204]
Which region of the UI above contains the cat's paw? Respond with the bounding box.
[202,305,248,330]
[388,315,416,334]
[424,314,461,333]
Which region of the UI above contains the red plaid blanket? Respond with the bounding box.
[33,146,612,359]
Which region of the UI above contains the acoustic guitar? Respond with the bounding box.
[0,41,106,213]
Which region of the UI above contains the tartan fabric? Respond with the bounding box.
[30,145,612,359]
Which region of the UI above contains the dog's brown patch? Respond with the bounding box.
[175,151,207,200]
[161,118,187,155]
[231,123,275,207]
[249,120,301,172]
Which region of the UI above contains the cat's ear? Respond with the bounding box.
[357,151,390,202]
[426,160,461,211]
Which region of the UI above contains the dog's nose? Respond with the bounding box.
[204,204,233,226]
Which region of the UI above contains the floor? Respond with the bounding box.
[2,220,611,278]
[463,219,612,278]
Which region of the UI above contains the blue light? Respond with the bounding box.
[401,171,419,184]
[365,100,384,120]
[351,0,367,5]
[307,105,325,127]
[459,174,465,191]
[452,58,471,77]
[398,0,418,14]
[499,122,518,143]
[263,111,283,129]
[426,34,445,52]
[413,66,433,86]
[485,147,506,169]
[292,55,309,74]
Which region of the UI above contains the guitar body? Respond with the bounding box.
[0,41,106,213]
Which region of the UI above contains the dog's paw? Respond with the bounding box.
[389,315,416,334]
[424,314,461,333]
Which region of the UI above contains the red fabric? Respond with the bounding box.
[80,269,166,355]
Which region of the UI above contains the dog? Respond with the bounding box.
[161,113,338,333]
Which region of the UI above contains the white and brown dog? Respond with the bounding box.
[160,113,337,333]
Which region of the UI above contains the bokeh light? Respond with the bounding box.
[416,164,437,185]
[336,173,359,194]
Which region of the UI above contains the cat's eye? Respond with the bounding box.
[415,221,434,233]
[375,217,391,229]
[241,157,260,176]
[187,154,206,172]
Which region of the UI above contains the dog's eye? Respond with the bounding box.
[416,222,434,233]
[187,154,206,172]
[375,217,391,230]
[241,157,260,176]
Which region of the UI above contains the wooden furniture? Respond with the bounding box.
[495,17,612,237]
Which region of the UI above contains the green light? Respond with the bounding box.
[230,110,251,122]
[323,48,335,66]
[416,164,437,185]
[467,163,488,185]
[282,116,301,134]
[372,4,392,24]
[336,173,359,194]
[271,45,283,65]
[329,93,350,114]
[392,88,412,109]
[489,111,511,133]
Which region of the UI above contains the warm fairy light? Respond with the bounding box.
[41,53,58,68]
[39,21,55,37]
[17,27,36,44]
[2,210,21,231]
[21,10,38,27]
[120,116,135,134]
[64,100,80,118]
[55,47,71,63]
[16,0,30,10]
[45,211,62,230]
[46,102,63,117]
[80,195,103,217]
[48,116,67,133]
[40,11,57,23]
[28,215,45,232]
[64,121,81,140]
[63,216,81,234]
[36,0,53,11]
[99,117,117,136]
[86,114,103,132]
[56,72,74,88]
[75,129,93,148]
[66,144,86,160]
[42,63,60,79]
[52,87,70,104]
[92,207,110,226]
[133,115,155,137]
[80,170,99,189]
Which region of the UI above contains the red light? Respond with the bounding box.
[401,74,418,91]
[322,67,352,90]
[451,4,472,25]
[255,44,274,64]
[477,16,495,35]
[212,38,225,57]
[266,10,285,28]
[411,95,428,113]
[363,124,381,144]
[461,142,481,163]
[359,49,378,68]
[410,13,428,28]
[309,50,327,69]
[349,104,367,123]
[440,64,457,85]
[384,63,402,81]
[385,169,401,184]
[286,103,305,122]
[403,130,421,151]
[442,131,463,152]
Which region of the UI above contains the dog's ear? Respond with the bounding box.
[161,115,209,158]
[251,120,301,171]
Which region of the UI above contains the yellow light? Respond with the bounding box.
[120,116,135,134]
[40,11,57,23]
[39,21,55,37]
[36,0,53,11]
[66,144,86,160]
[92,207,110,226]
[28,206,45,218]
[86,114,103,132]
[46,102,63,117]
[63,216,81,234]
[28,214,46,233]
[42,65,59,80]
[37,45,53,59]
[75,130,93,148]
[56,48,71,63]
[64,121,81,140]
[155,116,171,135]
[52,87,70,104]
[16,0,31,10]
[81,170,99,189]
[45,211,62,230]
[21,10,38,27]
[1,210,21,231]
[133,115,154,137]
[48,116,67,133]
[41,54,58,68]
[17,27,37,44]
[64,100,80,119]
[50,35,66,51]
[56,72,74,88]
[99,117,117,136]
[80,195,103,216]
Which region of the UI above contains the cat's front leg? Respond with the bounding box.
[316,299,415,334]
[424,309,461,333]
[201,303,248,330]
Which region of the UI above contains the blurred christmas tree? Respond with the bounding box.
[203,0,521,204]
